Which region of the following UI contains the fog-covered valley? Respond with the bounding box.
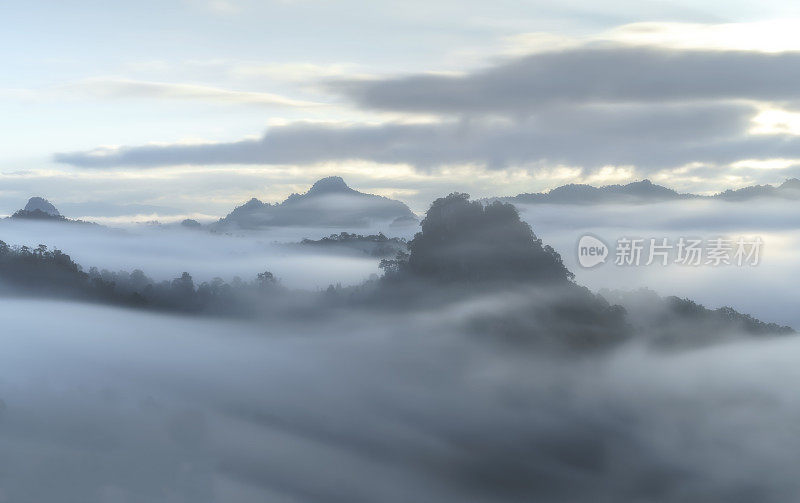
[3,297,800,502]
[2,184,799,502]
[2,193,797,324]
[0,219,388,290]
[515,199,800,328]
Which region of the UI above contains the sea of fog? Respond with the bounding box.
[515,199,800,328]
[0,198,797,326]
[2,199,799,501]
[0,220,402,291]
[2,298,800,502]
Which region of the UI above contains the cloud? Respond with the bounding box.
[62,78,323,108]
[56,102,800,172]
[231,62,364,83]
[206,0,241,13]
[503,20,800,55]
[600,20,800,53]
[50,41,800,191]
[330,46,800,115]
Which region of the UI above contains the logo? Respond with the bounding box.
[577,235,608,268]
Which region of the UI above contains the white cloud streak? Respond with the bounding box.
[63,78,323,108]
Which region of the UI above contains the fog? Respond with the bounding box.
[1,192,797,501]
[1,298,799,502]
[0,219,405,290]
[1,197,796,324]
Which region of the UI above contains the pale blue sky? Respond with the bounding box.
[3,0,800,219]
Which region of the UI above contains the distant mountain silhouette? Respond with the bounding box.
[714,178,800,201]
[180,219,203,229]
[497,178,800,205]
[301,176,359,196]
[23,197,61,216]
[12,197,67,221]
[213,176,418,230]
[9,197,97,226]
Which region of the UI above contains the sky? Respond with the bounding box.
[4,0,800,218]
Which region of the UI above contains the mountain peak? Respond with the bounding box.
[307,176,356,196]
[620,179,678,196]
[780,178,800,190]
[214,176,415,229]
[24,197,60,216]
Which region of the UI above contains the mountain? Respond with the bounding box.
[602,288,794,348]
[497,178,800,205]
[23,197,61,216]
[8,197,97,226]
[714,178,800,201]
[373,192,792,350]
[213,176,418,230]
[180,219,203,229]
[502,179,691,205]
[12,197,67,221]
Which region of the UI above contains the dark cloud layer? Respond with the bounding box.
[333,45,800,114]
[54,102,800,171]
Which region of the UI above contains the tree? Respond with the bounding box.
[171,272,195,297]
[256,271,277,291]
[379,250,409,277]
